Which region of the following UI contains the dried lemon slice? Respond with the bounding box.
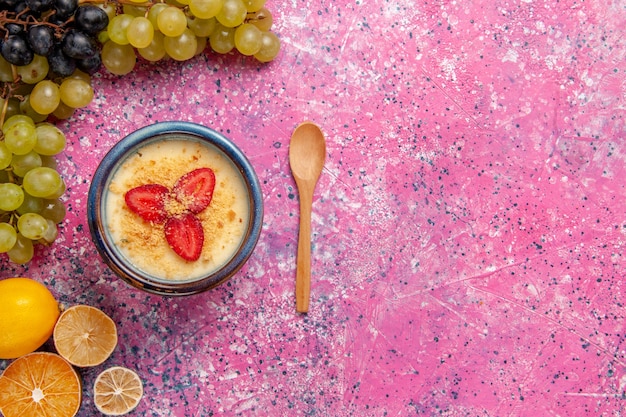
[53,304,118,367]
[94,366,143,416]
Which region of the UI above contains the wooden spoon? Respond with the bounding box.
[289,121,326,313]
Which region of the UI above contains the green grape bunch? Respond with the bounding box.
[101,0,281,74]
[0,114,67,264]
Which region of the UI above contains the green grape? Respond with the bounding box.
[44,178,66,199]
[164,28,198,61]
[216,0,246,27]
[98,30,110,44]
[12,83,35,99]
[195,36,208,55]
[122,4,148,17]
[7,233,34,264]
[247,7,273,31]
[2,114,35,133]
[60,78,94,108]
[17,192,44,215]
[0,54,13,82]
[2,97,21,120]
[0,183,25,211]
[99,2,117,21]
[19,95,49,123]
[40,155,57,170]
[188,17,217,37]
[127,16,155,49]
[254,31,281,62]
[29,80,61,115]
[68,69,91,83]
[41,219,58,243]
[0,222,17,253]
[189,0,223,19]
[16,55,49,84]
[102,41,137,75]
[52,101,76,120]
[158,6,188,37]
[243,0,265,12]
[17,212,49,240]
[4,122,38,155]
[138,31,167,62]
[209,23,235,54]
[40,199,66,223]
[0,142,12,170]
[11,150,42,177]
[22,167,63,198]
[34,123,66,156]
[234,23,262,56]
[108,14,134,45]
[147,3,169,27]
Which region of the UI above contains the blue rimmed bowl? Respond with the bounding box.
[87,121,263,296]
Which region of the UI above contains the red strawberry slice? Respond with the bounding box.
[172,168,216,214]
[124,184,169,223]
[164,212,205,261]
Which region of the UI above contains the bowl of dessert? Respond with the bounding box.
[88,121,263,296]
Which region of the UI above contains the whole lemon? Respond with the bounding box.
[0,277,61,359]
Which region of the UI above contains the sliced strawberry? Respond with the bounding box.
[124,184,169,223]
[172,168,216,214]
[164,212,204,261]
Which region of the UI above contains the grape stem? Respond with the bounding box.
[0,11,62,36]
[78,0,165,7]
[0,90,8,132]
[0,76,26,136]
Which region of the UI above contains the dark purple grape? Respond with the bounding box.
[46,13,66,26]
[0,0,22,9]
[1,34,34,66]
[48,46,76,77]
[14,1,41,18]
[5,23,24,35]
[74,5,109,35]
[12,0,26,10]
[61,29,97,60]
[76,54,102,75]
[28,25,55,56]
[54,0,78,19]
[25,0,54,12]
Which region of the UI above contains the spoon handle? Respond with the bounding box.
[295,181,314,313]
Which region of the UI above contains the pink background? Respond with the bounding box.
[2,0,626,415]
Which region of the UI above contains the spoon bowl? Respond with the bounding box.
[289,121,326,313]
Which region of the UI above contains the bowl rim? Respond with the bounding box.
[87,121,263,296]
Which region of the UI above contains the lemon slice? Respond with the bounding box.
[94,366,144,416]
[53,304,118,367]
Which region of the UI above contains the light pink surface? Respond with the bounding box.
[2,0,625,415]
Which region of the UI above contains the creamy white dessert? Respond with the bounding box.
[105,138,250,281]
